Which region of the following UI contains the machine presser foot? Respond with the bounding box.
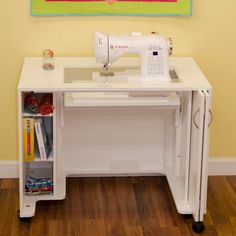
[192,221,205,234]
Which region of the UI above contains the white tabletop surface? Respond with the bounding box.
[18,57,211,92]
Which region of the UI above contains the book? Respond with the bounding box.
[23,118,34,162]
[34,118,52,160]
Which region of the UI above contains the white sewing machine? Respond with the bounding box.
[94,31,173,81]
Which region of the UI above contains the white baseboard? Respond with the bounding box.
[0,161,19,178]
[208,157,236,176]
[0,158,236,178]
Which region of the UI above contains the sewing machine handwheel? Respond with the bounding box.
[192,221,205,234]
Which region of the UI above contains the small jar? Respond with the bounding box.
[42,49,55,70]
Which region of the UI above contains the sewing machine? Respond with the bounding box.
[94,31,173,81]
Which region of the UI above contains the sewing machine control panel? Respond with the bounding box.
[146,50,165,77]
[144,48,168,78]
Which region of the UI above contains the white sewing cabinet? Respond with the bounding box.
[18,57,211,233]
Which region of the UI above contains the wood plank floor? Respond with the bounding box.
[0,176,236,236]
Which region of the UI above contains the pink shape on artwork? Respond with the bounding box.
[46,0,177,2]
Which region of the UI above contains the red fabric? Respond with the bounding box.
[38,95,54,115]
[25,94,39,108]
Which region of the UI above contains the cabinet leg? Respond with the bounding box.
[17,210,31,222]
[182,214,192,219]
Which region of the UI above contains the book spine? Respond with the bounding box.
[23,118,34,162]
[41,118,52,159]
[34,119,47,160]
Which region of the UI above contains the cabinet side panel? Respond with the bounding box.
[188,90,205,221]
[199,90,211,218]
[18,91,24,214]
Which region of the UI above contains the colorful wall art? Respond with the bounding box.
[31,0,191,16]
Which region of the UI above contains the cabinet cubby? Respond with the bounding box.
[20,92,55,198]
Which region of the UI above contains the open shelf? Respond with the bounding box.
[33,155,53,162]
[23,111,53,117]
[24,161,54,197]
[64,92,180,108]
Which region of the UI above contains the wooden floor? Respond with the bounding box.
[0,176,236,236]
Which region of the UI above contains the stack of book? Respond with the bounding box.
[23,118,35,162]
[23,118,52,161]
[34,118,52,160]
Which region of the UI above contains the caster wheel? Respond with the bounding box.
[192,221,205,234]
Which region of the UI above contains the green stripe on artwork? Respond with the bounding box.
[31,0,191,16]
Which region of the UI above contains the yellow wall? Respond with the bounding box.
[0,0,236,160]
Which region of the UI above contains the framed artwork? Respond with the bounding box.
[31,0,191,16]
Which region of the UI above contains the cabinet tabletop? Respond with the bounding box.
[18,57,211,92]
